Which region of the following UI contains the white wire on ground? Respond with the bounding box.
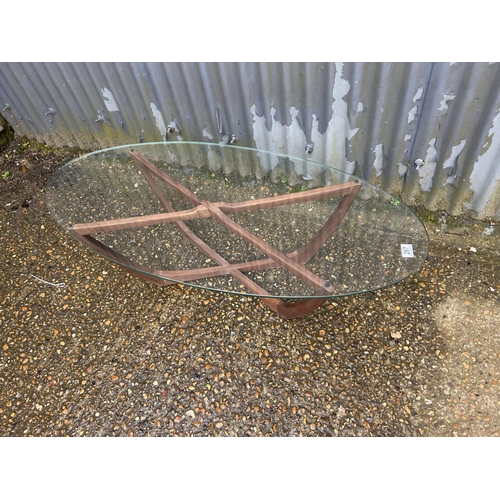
[29,274,66,288]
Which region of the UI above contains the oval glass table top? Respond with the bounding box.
[46,142,429,304]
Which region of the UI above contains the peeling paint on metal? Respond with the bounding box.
[168,122,180,134]
[202,128,213,140]
[373,144,384,177]
[404,134,412,141]
[408,87,424,124]
[150,102,167,140]
[357,102,365,113]
[101,87,119,113]
[408,106,418,124]
[443,139,467,172]
[442,139,467,186]
[413,88,424,102]
[398,163,408,177]
[466,108,500,214]
[438,93,455,112]
[250,104,306,172]
[418,138,438,192]
[251,62,359,177]
[312,62,359,173]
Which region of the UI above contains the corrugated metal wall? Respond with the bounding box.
[1,62,499,219]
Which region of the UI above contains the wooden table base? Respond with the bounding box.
[68,150,362,319]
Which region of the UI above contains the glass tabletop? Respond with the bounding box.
[46,142,429,300]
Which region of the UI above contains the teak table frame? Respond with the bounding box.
[67,151,362,319]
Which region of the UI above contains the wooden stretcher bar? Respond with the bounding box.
[71,183,358,236]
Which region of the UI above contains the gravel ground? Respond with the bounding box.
[1,137,499,437]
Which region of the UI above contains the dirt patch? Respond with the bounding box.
[0,114,14,152]
[0,136,87,216]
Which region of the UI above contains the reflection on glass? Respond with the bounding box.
[46,142,429,300]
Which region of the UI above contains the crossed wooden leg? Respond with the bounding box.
[68,151,361,319]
